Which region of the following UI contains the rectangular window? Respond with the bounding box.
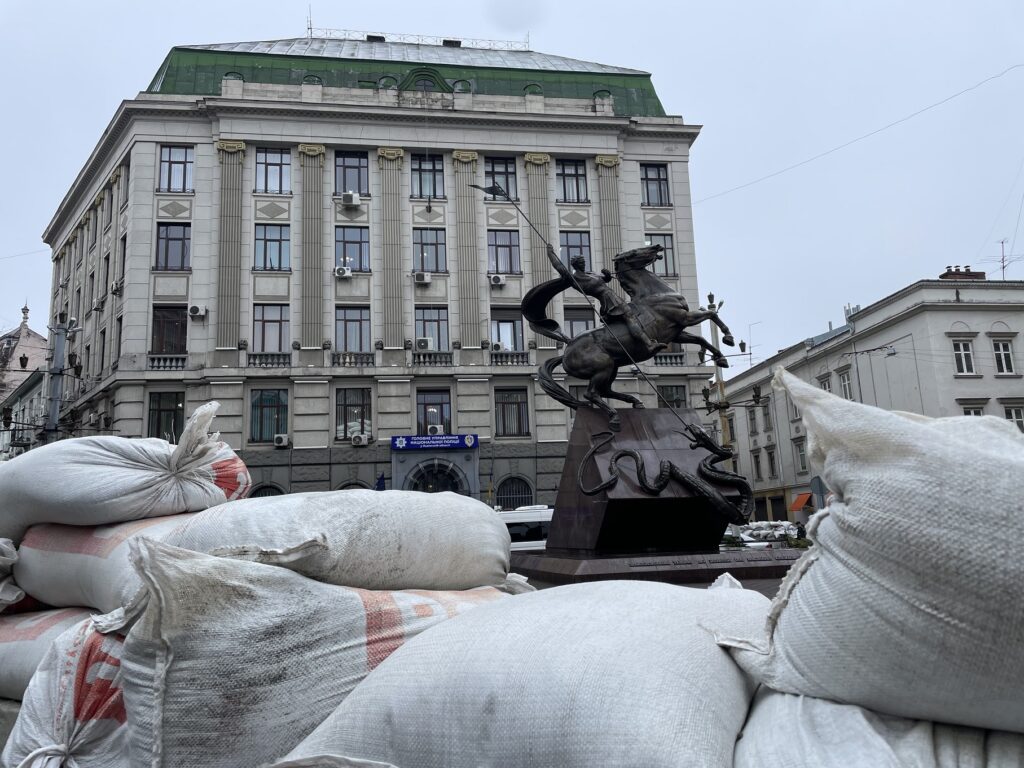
[87,273,95,309]
[839,370,854,399]
[84,346,91,378]
[115,316,123,365]
[747,407,758,435]
[335,307,370,352]
[640,163,670,206]
[495,388,530,437]
[994,340,1015,374]
[98,329,106,373]
[416,389,451,435]
[158,146,194,192]
[155,223,190,271]
[565,307,595,339]
[335,151,369,196]
[90,217,98,246]
[413,228,447,272]
[751,452,763,481]
[250,389,288,442]
[953,340,975,374]
[484,157,518,200]
[556,159,588,203]
[151,306,187,354]
[963,407,984,416]
[490,310,524,351]
[119,234,127,279]
[487,230,521,274]
[253,304,290,353]
[1005,406,1024,431]
[255,147,291,194]
[765,448,777,478]
[254,224,290,271]
[726,414,736,444]
[336,388,372,439]
[559,231,592,271]
[103,188,113,228]
[790,395,801,420]
[415,307,449,350]
[102,254,110,296]
[794,440,808,472]
[657,385,688,409]
[335,226,370,271]
[818,375,832,393]
[148,392,185,441]
[762,401,773,431]
[120,164,130,210]
[411,154,444,198]
[646,233,675,276]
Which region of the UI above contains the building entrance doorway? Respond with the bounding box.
[405,458,469,495]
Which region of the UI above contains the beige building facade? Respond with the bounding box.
[42,34,713,503]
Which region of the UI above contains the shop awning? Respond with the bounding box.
[789,492,813,511]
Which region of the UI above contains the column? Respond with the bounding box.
[215,140,245,351]
[378,147,405,350]
[299,144,326,349]
[452,150,482,348]
[524,153,554,283]
[595,154,625,301]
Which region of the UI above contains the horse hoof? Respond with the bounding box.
[722,335,736,347]
[632,402,645,409]
[715,357,730,368]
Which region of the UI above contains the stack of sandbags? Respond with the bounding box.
[2,618,128,768]
[0,401,250,545]
[0,609,94,701]
[119,538,515,768]
[710,368,1024,762]
[271,579,771,768]
[0,540,21,613]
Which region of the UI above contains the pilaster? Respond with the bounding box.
[453,150,483,348]
[299,144,326,348]
[216,139,246,348]
[378,147,405,348]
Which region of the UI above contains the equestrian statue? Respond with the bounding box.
[522,242,737,431]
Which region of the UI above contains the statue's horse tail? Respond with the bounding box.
[538,354,585,409]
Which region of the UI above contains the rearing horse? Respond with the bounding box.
[529,244,735,429]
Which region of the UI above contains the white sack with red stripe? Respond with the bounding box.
[0,538,24,612]
[14,515,196,615]
[120,538,508,768]
[273,580,770,768]
[2,619,128,768]
[0,402,250,545]
[162,488,511,591]
[0,608,94,700]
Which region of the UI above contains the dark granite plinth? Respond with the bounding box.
[511,547,802,587]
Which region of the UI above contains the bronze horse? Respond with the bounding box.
[526,244,735,429]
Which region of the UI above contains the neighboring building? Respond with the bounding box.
[41,32,712,503]
[0,369,46,461]
[0,306,48,403]
[715,268,1024,522]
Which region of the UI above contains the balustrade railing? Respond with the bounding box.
[332,351,374,367]
[652,352,688,366]
[412,351,453,366]
[148,354,187,371]
[247,352,292,368]
[490,350,530,366]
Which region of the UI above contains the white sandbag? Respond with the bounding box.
[14,515,196,615]
[735,687,1024,768]
[0,609,93,700]
[2,618,127,768]
[0,538,23,612]
[0,402,251,545]
[274,580,770,768]
[715,368,1024,732]
[121,539,508,768]
[163,488,511,591]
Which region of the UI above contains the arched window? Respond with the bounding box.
[378,76,398,90]
[523,83,543,95]
[302,74,324,86]
[249,484,285,497]
[223,72,244,81]
[593,89,611,99]
[338,480,369,490]
[496,477,533,510]
[452,80,472,93]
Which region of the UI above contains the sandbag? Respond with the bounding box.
[14,515,196,615]
[121,539,508,768]
[735,687,1024,768]
[0,609,93,700]
[273,580,770,768]
[0,402,250,544]
[2,618,127,768]
[162,488,511,591]
[0,539,23,613]
[715,368,1024,732]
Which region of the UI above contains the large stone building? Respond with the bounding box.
[715,268,1024,522]
[42,32,712,503]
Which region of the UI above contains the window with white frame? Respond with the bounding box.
[761,400,773,431]
[765,447,777,478]
[751,452,763,481]
[993,340,1015,374]
[839,370,854,400]
[790,395,801,420]
[747,406,758,435]
[953,339,975,374]
[963,407,984,416]
[645,233,675,276]
[818,374,832,393]
[794,439,808,473]
[1006,406,1024,432]
[255,148,291,194]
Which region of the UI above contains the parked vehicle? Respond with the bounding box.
[499,507,553,552]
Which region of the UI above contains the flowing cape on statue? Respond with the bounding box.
[520,245,577,345]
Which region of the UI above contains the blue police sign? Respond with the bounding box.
[390,434,479,451]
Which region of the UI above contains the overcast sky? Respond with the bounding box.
[2,1,1023,376]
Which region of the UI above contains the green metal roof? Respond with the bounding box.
[147,39,667,117]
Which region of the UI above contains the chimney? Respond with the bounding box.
[366,34,386,42]
[939,265,986,280]
[442,39,462,47]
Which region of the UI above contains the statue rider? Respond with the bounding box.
[563,247,668,356]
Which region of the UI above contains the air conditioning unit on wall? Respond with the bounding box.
[413,271,432,285]
[350,433,370,447]
[273,433,290,448]
[333,266,353,279]
[415,337,435,351]
[427,424,445,436]
[188,305,207,319]
[341,191,362,207]
[489,274,506,287]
